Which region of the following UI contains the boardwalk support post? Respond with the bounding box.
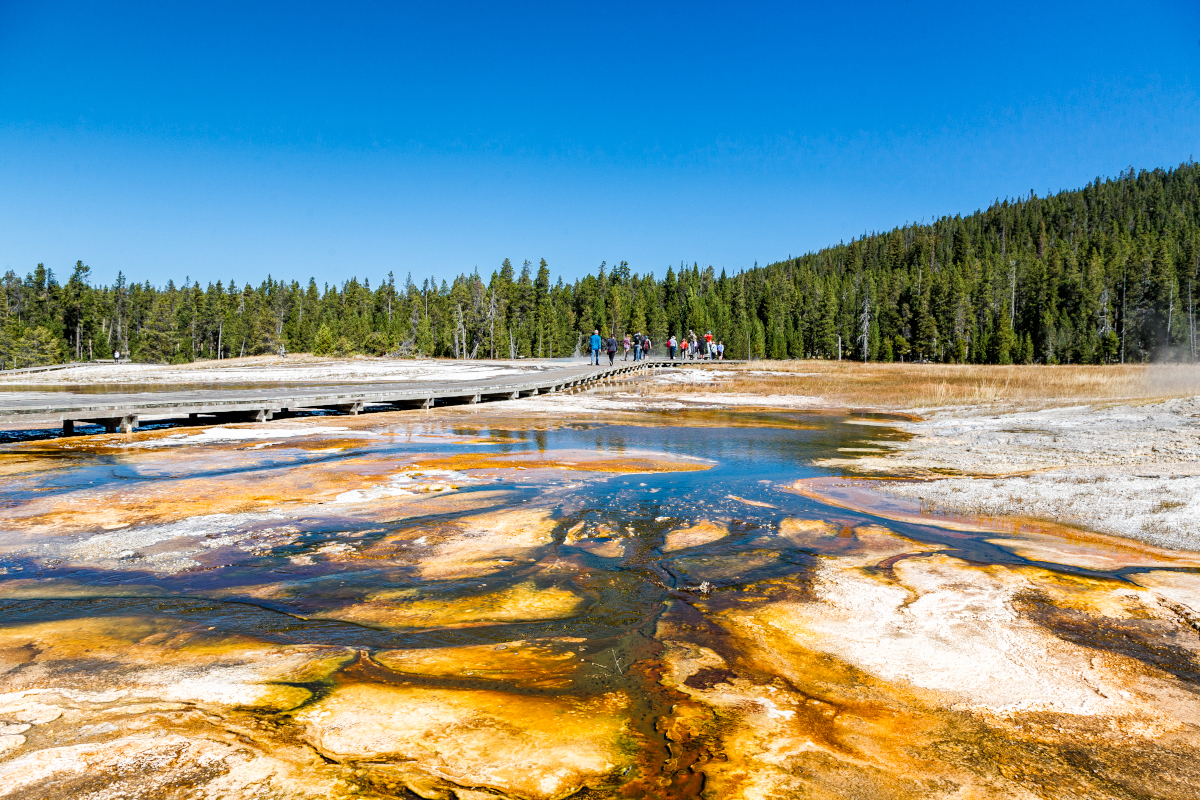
[82,414,139,434]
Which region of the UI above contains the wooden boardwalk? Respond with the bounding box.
[0,360,674,434]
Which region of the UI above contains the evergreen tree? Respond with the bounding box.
[989,311,1016,365]
[314,323,334,355]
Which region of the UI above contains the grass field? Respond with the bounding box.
[654,360,1200,409]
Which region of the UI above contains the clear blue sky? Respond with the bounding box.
[1,1,1198,289]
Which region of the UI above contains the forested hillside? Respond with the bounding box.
[3,162,1199,368]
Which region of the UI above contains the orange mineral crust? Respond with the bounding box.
[2,410,1199,799]
[0,441,707,536]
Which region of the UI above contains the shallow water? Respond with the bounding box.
[1,408,1198,799]
[0,412,886,637]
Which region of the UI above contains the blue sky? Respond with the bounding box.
[1,1,1198,288]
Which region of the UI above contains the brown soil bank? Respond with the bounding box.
[646,360,1200,409]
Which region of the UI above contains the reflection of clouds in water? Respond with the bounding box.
[132,424,355,447]
[65,511,285,557]
[53,511,298,574]
[332,468,478,503]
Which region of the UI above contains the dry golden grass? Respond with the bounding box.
[650,361,1200,410]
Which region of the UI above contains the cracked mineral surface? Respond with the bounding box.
[0,403,1198,799]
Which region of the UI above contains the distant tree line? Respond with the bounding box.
[3,162,1200,369]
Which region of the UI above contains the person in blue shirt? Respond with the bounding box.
[589,330,602,365]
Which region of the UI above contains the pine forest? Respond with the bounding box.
[3,162,1200,369]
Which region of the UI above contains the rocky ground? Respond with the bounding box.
[809,396,1200,550]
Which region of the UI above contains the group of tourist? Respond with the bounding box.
[621,332,654,362]
[588,328,725,365]
[589,330,652,365]
[668,330,724,360]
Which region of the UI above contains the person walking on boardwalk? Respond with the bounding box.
[632,332,642,361]
[606,334,618,366]
[589,330,602,365]
[668,334,677,360]
[623,334,632,360]
[641,334,652,360]
[704,331,714,359]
